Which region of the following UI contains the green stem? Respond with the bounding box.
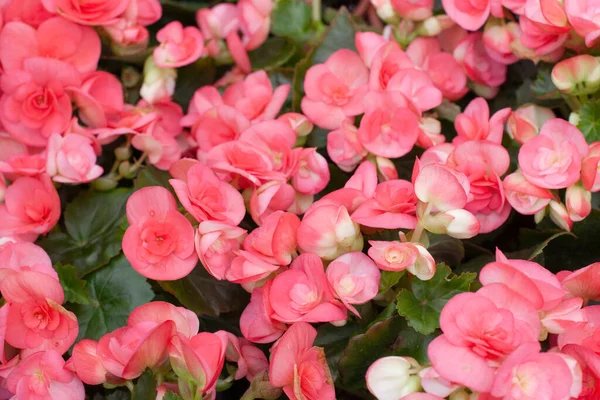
[312,0,321,25]
[411,202,433,244]
[125,381,135,393]
[132,153,148,170]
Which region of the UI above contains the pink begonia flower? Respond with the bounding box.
[453,97,511,144]
[357,93,420,159]
[518,10,569,58]
[240,287,287,343]
[103,19,150,56]
[238,120,297,175]
[70,71,125,129]
[98,321,176,380]
[327,122,368,173]
[375,157,398,181]
[442,0,502,31]
[122,186,198,280]
[368,241,436,280]
[67,339,117,385]
[128,301,200,338]
[221,333,268,381]
[168,331,226,396]
[1,269,78,356]
[519,118,589,189]
[480,249,566,311]
[46,133,103,183]
[0,174,60,239]
[416,117,446,150]
[566,183,592,222]
[428,283,541,393]
[297,202,363,260]
[450,140,512,233]
[385,68,442,112]
[269,322,335,400]
[0,57,80,147]
[0,17,100,73]
[582,142,600,192]
[414,164,471,212]
[503,170,554,215]
[301,49,369,130]
[562,344,600,399]
[277,112,313,138]
[249,181,296,225]
[238,0,272,51]
[226,30,252,73]
[552,55,600,95]
[326,252,380,316]
[196,4,239,56]
[366,356,421,400]
[482,22,520,65]
[453,32,507,97]
[351,180,418,230]
[265,253,347,323]
[368,42,414,91]
[190,105,250,156]
[40,0,131,25]
[565,0,600,47]
[291,148,330,195]
[0,241,57,280]
[418,367,461,398]
[355,32,388,68]
[225,250,281,285]
[3,0,53,28]
[559,262,600,303]
[154,21,204,68]
[540,297,586,334]
[130,0,163,26]
[244,211,300,266]
[131,124,182,171]
[406,38,468,101]
[6,350,84,399]
[507,104,555,145]
[491,342,577,399]
[195,221,247,280]
[169,160,245,225]
[0,144,46,179]
[224,71,290,122]
[391,0,432,20]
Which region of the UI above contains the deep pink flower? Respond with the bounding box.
[41,0,131,25]
[351,180,418,229]
[240,287,287,343]
[154,21,205,68]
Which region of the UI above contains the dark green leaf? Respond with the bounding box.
[427,235,465,267]
[379,270,405,293]
[531,64,561,100]
[305,127,329,149]
[158,265,249,317]
[38,188,132,277]
[249,37,299,70]
[105,390,130,400]
[70,255,154,341]
[312,8,356,64]
[338,317,435,389]
[315,323,362,382]
[173,57,216,108]
[132,370,157,400]
[134,165,175,195]
[55,263,90,305]
[396,264,476,334]
[579,99,600,143]
[271,0,312,39]
[163,391,184,400]
[526,231,574,261]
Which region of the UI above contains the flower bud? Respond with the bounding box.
[566,183,592,222]
[483,21,519,65]
[371,0,399,24]
[366,356,421,400]
[376,157,399,181]
[92,176,119,191]
[121,66,141,89]
[549,200,573,231]
[506,104,555,144]
[551,55,600,95]
[278,113,313,138]
[140,56,177,104]
[114,146,132,161]
[416,15,455,37]
[429,209,480,239]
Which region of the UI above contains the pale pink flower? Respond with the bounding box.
[519,118,589,189]
[6,350,84,399]
[301,49,369,130]
[368,241,436,280]
[195,221,247,280]
[269,322,335,400]
[327,121,368,172]
[414,164,470,212]
[0,241,56,280]
[265,253,347,323]
[391,0,433,20]
[506,104,555,144]
[442,0,502,31]
[565,0,600,47]
[483,22,520,64]
[503,170,554,215]
[240,287,287,343]
[46,133,103,183]
[566,182,592,222]
[154,21,204,68]
[326,252,380,315]
[291,148,330,196]
[122,186,198,280]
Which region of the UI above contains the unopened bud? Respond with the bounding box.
[443,209,480,239]
[114,146,132,161]
[549,200,573,231]
[93,176,119,191]
[366,357,421,400]
[566,182,592,222]
[507,104,555,145]
[551,55,600,95]
[140,56,177,104]
[376,157,398,181]
[121,66,141,89]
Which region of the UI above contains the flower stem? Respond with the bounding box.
[411,202,433,244]
[312,0,321,25]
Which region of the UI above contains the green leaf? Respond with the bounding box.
[526,231,575,261]
[396,264,476,335]
[249,37,299,70]
[378,270,405,293]
[134,165,175,195]
[312,8,357,64]
[427,235,465,267]
[54,263,90,305]
[338,317,435,389]
[531,64,561,100]
[163,391,184,400]
[271,0,312,40]
[70,255,154,341]
[132,370,157,400]
[158,265,249,317]
[314,323,362,382]
[173,57,216,108]
[579,99,600,142]
[38,188,132,277]
[104,390,130,400]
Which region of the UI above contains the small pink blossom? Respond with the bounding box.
[154,21,204,68]
[327,121,368,172]
[46,133,103,183]
[240,287,287,343]
[368,241,436,280]
[195,221,247,280]
[503,170,554,215]
[507,104,556,145]
[244,211,300,266]
[453,97,511,144]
